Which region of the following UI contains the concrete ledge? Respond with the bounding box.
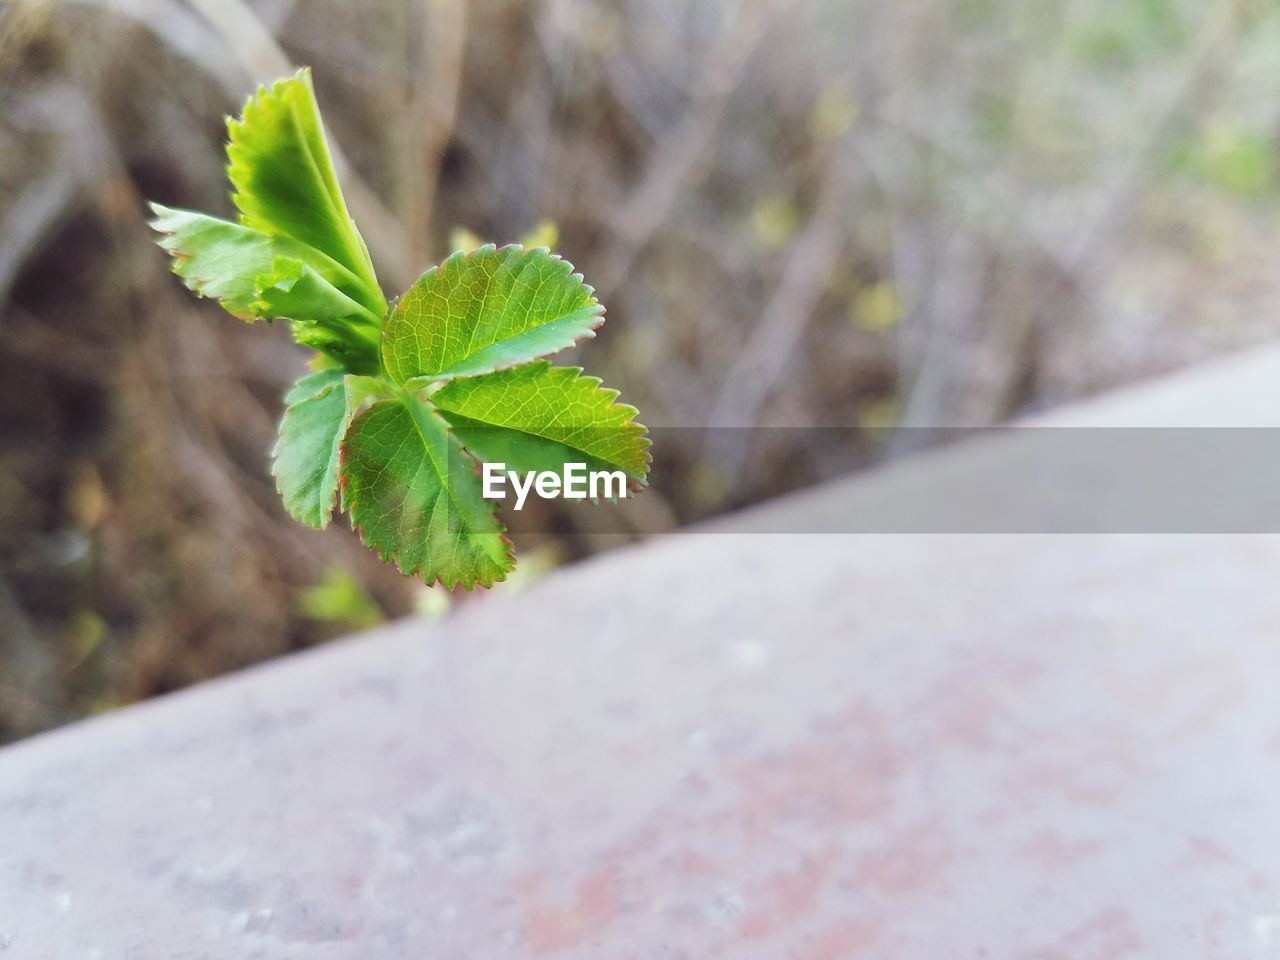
[5,347,1280,958]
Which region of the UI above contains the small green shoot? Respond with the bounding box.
[151,69,649,589]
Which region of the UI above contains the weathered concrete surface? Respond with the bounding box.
[5,347,1280,958]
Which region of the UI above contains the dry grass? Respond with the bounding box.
[2,0,1280,739]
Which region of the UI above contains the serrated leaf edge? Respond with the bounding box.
[390,243,607,384]
[224,67,383,308]
[148,202,255,321]
[337,399,516,591]
[435,362,653,492]
[270,372,350,530]
[147,204,376,327]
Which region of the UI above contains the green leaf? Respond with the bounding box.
[150,205,353,319]
[150,204,378,317]
[433,361,650,484]
[263,257,383,374]
[151,205,383,372]
[149,205,263,321]
[382,245,604,384]
[226,67,384,316]
[257,256,379,328]
[284,367,344,405]
[272,369,351,528]
[339,395,513,588]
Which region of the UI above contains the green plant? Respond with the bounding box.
[150,69,649,589]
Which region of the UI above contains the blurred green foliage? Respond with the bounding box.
[299,568,384,632]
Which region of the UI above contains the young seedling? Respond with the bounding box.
[150,69,649,589]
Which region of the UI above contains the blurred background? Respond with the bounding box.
[2,0,1280,741]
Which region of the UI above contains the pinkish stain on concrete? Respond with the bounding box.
[5,533,1280,958]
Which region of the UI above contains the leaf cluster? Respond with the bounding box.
[151,69,648,588]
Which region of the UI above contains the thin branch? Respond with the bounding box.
[593,0,778,298]
[405,0,468,267]
[701,143,856,476]
[0,163,78,319]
